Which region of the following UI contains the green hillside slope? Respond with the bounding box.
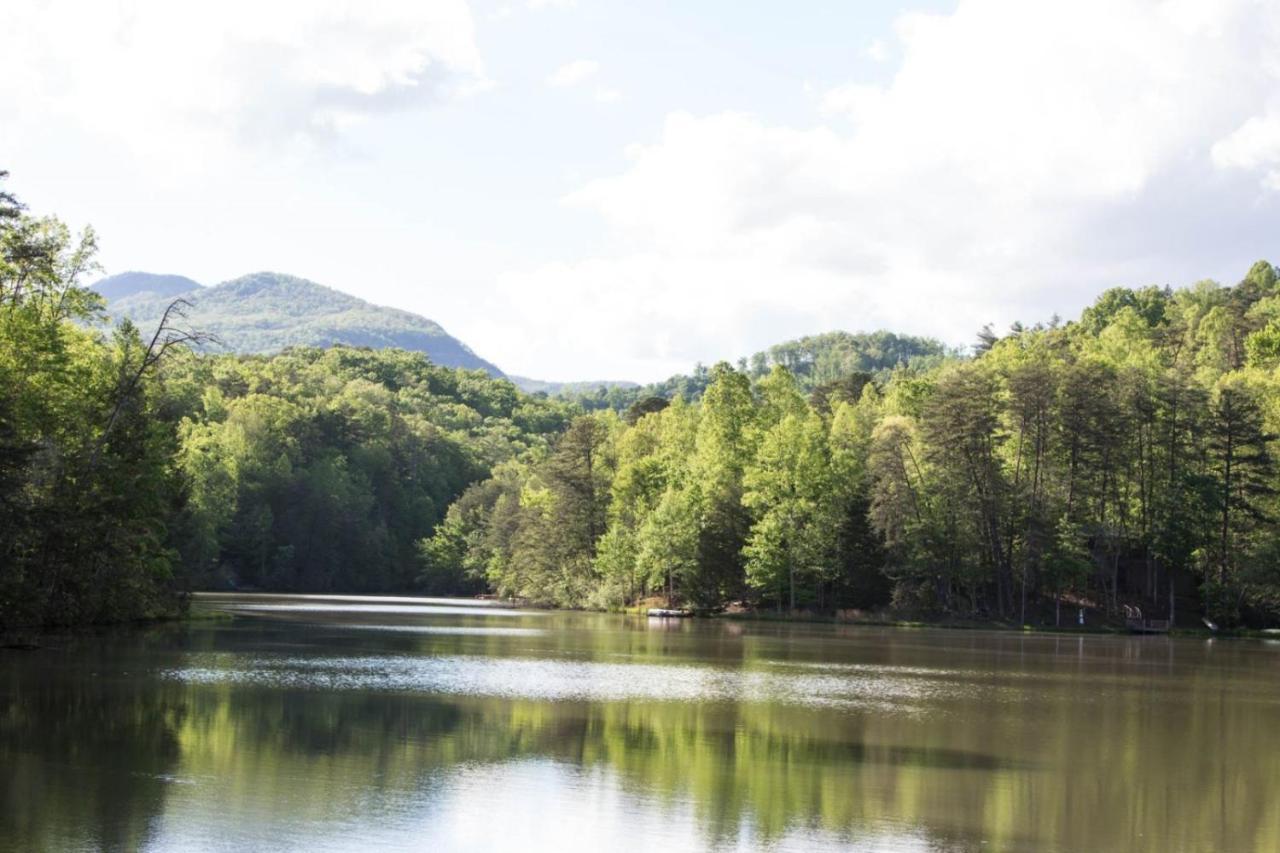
[103,271,504,376]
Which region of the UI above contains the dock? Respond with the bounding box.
[647,608,692,618]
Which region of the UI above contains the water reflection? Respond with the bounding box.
[1,595,1278,852]
[216,603,545,617]
[206,593,522,608]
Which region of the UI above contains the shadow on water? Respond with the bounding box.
[831,741,1026,771]
[1,644,186,852]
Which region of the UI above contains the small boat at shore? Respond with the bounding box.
[647,608,692,618]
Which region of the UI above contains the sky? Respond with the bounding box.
[3,0,1280,382]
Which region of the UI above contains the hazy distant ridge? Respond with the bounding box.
[93,271,203,302]
[508,376,641,394]
[97,271,505,376]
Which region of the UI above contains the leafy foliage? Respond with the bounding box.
[167,347,573,593]
[1,183,185,629]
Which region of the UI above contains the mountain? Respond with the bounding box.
[92,271,945,393]
[98,271,504,376]
[93,271,203,302]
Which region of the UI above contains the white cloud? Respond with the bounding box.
[8,0,1280,383]
[547,59,600,87]
[1212,114,1280,189]
[485,0,1280,380]
[546,60,619,103]
[528,0,576,8]
[865,39,891,62]
[817,83,884,121]
[0,0,485,167]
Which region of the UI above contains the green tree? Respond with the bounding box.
[743,410,833,610]
[687,363,755,605]
[922,364,1011,615]
[1202,378,1276,620]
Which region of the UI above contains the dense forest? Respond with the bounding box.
[420,278,1280,627]
[4,176,1280,629]
[0,177,572,630]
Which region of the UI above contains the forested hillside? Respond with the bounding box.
[6,175,1280,630]
[424,268,1280,626]
[167,347,572,593]
[103,271,505,376]
[0,178,570,630]
[562,330,951,411]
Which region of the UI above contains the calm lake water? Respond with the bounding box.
[3,594,1279,852]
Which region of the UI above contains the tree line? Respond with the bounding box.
[5,175,1280,628]
[425,267,1280,626]
[558,330,951,411]
[0,177,574,630]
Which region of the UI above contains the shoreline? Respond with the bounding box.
[628,602,1270,637]
[709,610,1230,637]
[10,591,1276,646]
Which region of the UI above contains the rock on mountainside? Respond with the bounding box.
[98,271,505,376]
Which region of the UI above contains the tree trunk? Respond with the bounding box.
[1019,563,1027,625]
[1221,430,1232,592]
[788,559,795,612]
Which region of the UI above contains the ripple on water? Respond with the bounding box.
[162,653,996,713]
[340,624,547,637]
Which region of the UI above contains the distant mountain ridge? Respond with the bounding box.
[92,271,947,397]
[93,271,203,302]
[96,271,505,377]
[508,376,641,395]
[552,329,952,410]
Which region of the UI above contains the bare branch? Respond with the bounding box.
[90,298,219,467]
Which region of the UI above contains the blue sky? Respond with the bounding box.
[4,0,1280,380]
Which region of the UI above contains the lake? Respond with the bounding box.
[2,593,1278,852]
